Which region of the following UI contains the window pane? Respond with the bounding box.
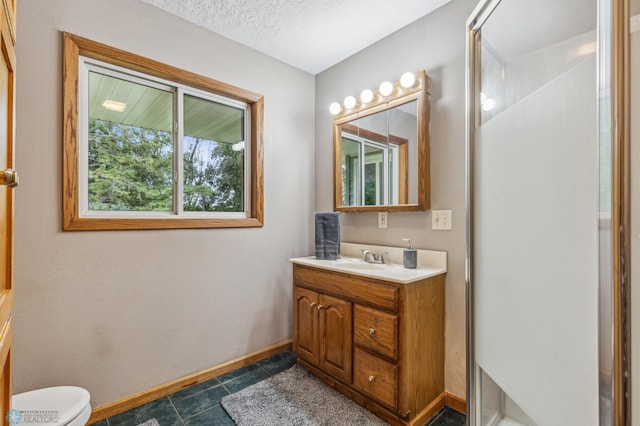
[88,71,174,211]
[183,95,245,212]
[364,144,384,206]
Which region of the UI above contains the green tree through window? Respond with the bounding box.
[183,137,244,212]
[88,119,173,211]
[89,120,245,213]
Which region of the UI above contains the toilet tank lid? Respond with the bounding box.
[12,386,90,425]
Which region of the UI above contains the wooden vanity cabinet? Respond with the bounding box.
[292,264,445,426]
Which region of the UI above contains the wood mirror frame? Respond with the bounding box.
[333,71,431,212]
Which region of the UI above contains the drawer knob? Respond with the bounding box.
[369,328,375,336]
[369,375,376,382]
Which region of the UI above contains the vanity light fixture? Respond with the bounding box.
[379,81,394,97]
[344,95,357,109]
[329,71,422,117]
[400,72,416,88]
[360,89,374,104]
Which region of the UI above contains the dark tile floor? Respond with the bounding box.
[427,407,466,426]
[89,351,465,426]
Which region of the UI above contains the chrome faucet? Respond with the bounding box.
[361,249,387,264]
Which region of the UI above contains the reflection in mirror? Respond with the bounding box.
[364,144,385,205]
[341,133,361,206]
[389,100,417,204]
[333,71,429,212]
[340,104,416,206]
[340,110,391,206]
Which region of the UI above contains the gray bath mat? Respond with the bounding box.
[221,364,390,425]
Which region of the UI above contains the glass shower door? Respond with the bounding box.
[467,0,600,425]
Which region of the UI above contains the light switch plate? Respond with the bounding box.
[378,212,388,229]
[432,210,452,230]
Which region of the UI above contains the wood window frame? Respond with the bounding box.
[62,32,264,231]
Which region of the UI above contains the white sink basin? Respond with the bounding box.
[333,258,394,271]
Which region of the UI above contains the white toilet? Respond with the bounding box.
[11,386,91,426]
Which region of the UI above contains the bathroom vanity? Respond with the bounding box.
[291,244,446,426]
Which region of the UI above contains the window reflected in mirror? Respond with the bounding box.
[340,106,413,207]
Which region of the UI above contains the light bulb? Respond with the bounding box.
[329,102,342,115]
[360,89,374,104]
[482,98,495,111]
[379,81,393,97]
[400,72,416,88]
[480,92,487,104]
[344,96,356,109]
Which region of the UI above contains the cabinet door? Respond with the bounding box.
[319,293,352,383]
[293,287,319,365]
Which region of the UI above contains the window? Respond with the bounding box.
[340,128,405,207]
[63,33,264,230]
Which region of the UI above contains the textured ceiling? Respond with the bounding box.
[140,0,453,74]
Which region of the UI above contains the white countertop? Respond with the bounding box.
[290,242,447,285]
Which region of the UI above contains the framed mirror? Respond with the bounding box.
[333,71,430,212]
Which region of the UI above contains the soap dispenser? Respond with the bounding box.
[402,238,417,269]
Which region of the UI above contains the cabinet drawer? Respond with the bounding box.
[294,265,399,311]
[354,305,398,360]
[353,348,398,409]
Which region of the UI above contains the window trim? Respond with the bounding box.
[63,32,264,230]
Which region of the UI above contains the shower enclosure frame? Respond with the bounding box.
[464,0,630,424]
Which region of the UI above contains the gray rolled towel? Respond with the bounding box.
[315,212,340,260]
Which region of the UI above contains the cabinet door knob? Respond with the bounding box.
[369,375,376,382]
[310,302,316,308]
[317,304,323,310]
[369,328,375,336]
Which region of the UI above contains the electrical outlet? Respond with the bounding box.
[431,210,452,231]
[378,212,388,229]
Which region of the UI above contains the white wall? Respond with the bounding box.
[15,0,315,407]
[315,0,476,398]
